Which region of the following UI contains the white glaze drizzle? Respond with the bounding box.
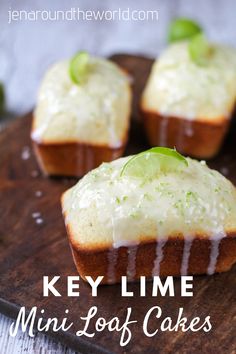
[185,120,194,137]
[207,239,221,275]
[31,123,48,143]
[152,239,167,276]
[64,155,236,280]
[126,246,138,281]
[159,116,168,146]
[207,232,225,275]
[85,147,94,172]
[33,58,130,146]
[177,119,185,151]
[76,146,84,173]
[107,248,118,284]
[107,119,122,148]
[142,42,236,122]
[112,149,118,160]
[180,236,194,275]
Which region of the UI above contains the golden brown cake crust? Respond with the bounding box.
[32,140,126,177]
[65,216,236,284]
[31,61,132,177]
[141,109,230,159]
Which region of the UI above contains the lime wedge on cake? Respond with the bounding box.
[188,33,212,65]
[168,18,202,43]
[121,147,188,178]
[69,51,89,85]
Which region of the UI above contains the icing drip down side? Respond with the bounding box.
[63,156,236,276]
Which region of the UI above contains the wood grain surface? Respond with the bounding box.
[0,54,236,354]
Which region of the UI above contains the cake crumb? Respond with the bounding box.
[35,218,44,225]
[220,167,229,176]
[35,190,42,198]
[21,146,31,160]
[31,170,39,178]
[32,212,41,219]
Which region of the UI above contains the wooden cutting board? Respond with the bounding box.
[0,54,236,354]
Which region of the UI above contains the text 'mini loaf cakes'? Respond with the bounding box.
[141,19,236,159]
[31,52,132,177]
[62,147,236,284]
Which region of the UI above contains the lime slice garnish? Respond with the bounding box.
[120,147,188,179]
[188,33,212,65]
[168,18,202,43]
[69,51,89,84]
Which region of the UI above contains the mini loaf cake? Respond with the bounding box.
[141,41,236,159]
[31,54,132,177]
[62,147,236,284]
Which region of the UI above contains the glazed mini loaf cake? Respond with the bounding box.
[61,147,236,284]
[31,54,132,177]
[141,41,236,159]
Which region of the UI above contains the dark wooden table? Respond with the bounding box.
[0,54,235,354]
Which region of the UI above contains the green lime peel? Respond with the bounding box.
[69,51,89,85]
[120,147,188,179]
